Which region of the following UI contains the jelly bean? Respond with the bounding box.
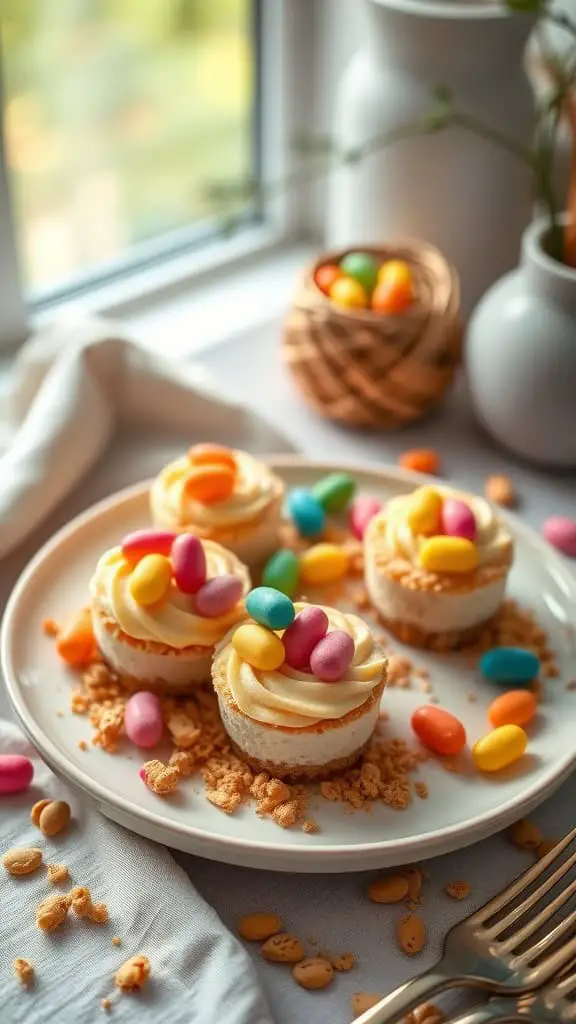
[329,276,367,310]
[0,754,33,795]
[282,607,329,670]
[121,530,176,564]
[312,472,356,513]
[299,544,349,586]
[287,488,325,538]
[377,259,413,289]
[543,516,576,557]
[339,252,379,294]
[480,647,540,686]
[196,575,244,617]
[310,629,355,682]
[184,464,235,505]
[171,534,207,594]
[246,587,295,630]
[262,549,300,597]
[187,444,237,472]
[411,706,466,756]
[473,724,528,773]
[371,278,413,314]
[407,487,443,536]
[124,692,163,749]
[441,498,477,541]
[129,554,172,606]
[349,496,382,539]
[314,264,342,296]
[232,623,286,672]
[56,608,97,667]
[419,536,479,574]
[399,449,440,475]
[488,690,537,729]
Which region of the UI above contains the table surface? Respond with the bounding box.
[1,322,575,1024]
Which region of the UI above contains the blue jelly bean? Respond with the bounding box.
[262,549,300,597]
[287,488,325,538]
[479,647,540,687]
[246,586,295,631]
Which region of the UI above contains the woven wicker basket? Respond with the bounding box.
[282,240,463,429]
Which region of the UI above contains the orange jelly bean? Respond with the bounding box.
[184,464,235,504]
[371,278,414,314]
[488,690,537,729]
[56,608,97,667]
[411,705,466,756]
[187,444,236,472]
[314,264,342,296]
[399,448,440,475]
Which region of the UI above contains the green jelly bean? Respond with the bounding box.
[262,549,300,597]
[312,472,356,513]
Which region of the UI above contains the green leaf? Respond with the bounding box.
[505,0,547,12]
[431,84,452,106]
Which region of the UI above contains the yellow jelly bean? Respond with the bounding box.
[232,623,285,671]
[129,554,172,606]
[407,487,442,536]
[473,725,528,773]
[419,536,479,574]
[299,544,349,586]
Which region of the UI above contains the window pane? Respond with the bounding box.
[2,0,257,294]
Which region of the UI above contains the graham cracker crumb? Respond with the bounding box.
[71,690,90,715]
[43,618,59,637]
[331,952,355,971]
[91,702,126,752]
[466,692,478,703]
[141,759,181,795]
[352,586,370,611]
[303,818,320,834]
[112,937,122,947]
[320,738,418,812]
[47,863,69,885]
[77,740,88,751]
[415,782,429,800]
[101,998,112,1012]
[445,881,471,900]
[206,788,242,814]
[484,473,516,509]
[36,893,70,932]
[13,958,34,987]
[114,954,150,992]
[69,885,109,924]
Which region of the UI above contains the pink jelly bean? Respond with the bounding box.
[0,754,34,794]
[172,534,207,594]
[282,607,329,670]
[349,496,382,540]
[440,498,477,541]
[195,575,243,617]
[543,516,576,557]
[310,629,355,682]
[124,692,163,749]
[122,529,176,562]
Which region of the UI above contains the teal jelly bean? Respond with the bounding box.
[287,488,325,538]
[339,251,379,294]
[246,586,295,631]
[262,549,300,597]
[312,472,356,513]
[480,647,540,687]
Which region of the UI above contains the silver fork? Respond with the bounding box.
[447,958,576,1023]
[355,826,576,1024]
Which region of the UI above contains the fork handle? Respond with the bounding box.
[449,1012,525,1024]
[353,969,456,1024]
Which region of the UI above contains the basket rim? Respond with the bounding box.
[306,237,460,323]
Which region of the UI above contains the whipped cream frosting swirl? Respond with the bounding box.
[90,541,250,649]
[375,486,512,567]
[214,603,386,728]
[150,450,282,532]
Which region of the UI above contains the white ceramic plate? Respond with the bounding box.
[3,459,576,872]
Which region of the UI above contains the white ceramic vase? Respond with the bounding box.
[327,0,535,315]
[466,216,576,469]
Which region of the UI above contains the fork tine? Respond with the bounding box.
[530,929,576,985]
[510,906,576,966]
[486,859,576,942]
[555,959,576,997]
[471,826,576,925]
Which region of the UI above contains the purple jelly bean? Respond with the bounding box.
[282,607,329,670]
[310,630,355,682]
[440,498,477,541]
[124,692,163,749]
[0,754,34,794]
[195,575,243,617]
[172,534,207,594]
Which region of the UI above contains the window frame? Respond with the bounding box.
[0,0,313,352]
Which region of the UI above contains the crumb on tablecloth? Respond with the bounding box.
[13,958,35,987]
[47,863,69,885]
[330,952,355,972]
[111,936,122,947]
[101,997,112,1012]
[114,955,150,992]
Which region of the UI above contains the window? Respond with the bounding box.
[2,0,260,301]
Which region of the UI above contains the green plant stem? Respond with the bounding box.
[449,112,534,165]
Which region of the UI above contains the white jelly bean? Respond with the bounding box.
[282,607,329,670]
[310,630,355,682]
[195,575,243,617]
[0,754,34,795]
[124,692,163,749]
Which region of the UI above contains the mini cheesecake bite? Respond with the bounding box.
[212,593,387,780]
[150,444,284,572]
[364,485,514,649]
[90,530,251,694]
